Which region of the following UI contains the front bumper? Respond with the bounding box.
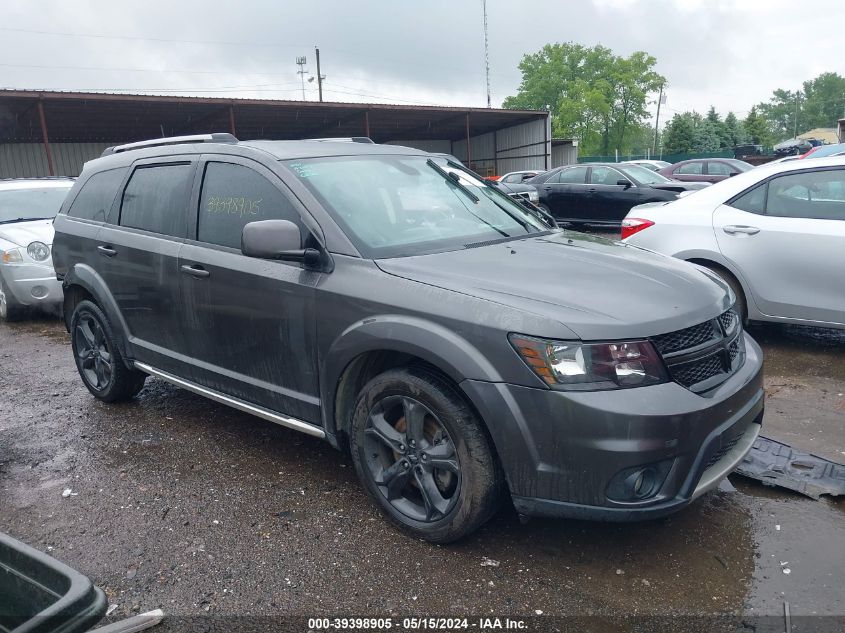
[461,332,764,521]
[1,262,64,307]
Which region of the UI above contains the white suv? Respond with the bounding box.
[0,178,74,320]
[621,156,845,329]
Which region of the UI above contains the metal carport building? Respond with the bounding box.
[0,90,550,178]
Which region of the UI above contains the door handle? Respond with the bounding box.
[181,264,210,279]
[97,245,117,257]
[723,225,760,236]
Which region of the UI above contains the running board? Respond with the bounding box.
[133,362,326,439]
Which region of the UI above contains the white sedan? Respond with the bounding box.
[620,156,845,329]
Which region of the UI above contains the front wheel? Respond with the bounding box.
[0,275,26,321]
[349,368,503,543]
[701,265,748,325]
[70,300,146,402]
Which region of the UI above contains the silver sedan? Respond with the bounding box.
[0,179,74,320]
[620,156,845,329]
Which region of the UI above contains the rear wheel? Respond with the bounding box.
[70,300,146,402]
[701,264,748,324]
[349,368,502,543]
[0,275,26,321]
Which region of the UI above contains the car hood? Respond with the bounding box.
[376,231,732,340]
[0,219,55,247]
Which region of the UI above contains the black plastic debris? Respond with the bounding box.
[734,436,845,499]
[0,531,106,633]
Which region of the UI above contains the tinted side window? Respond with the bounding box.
[120,164,192,237]
[766,169,845,220]
[675,162,703,175]
[198,162,302,249]
[554,166,588,184]
[730,184,767,214]
[67,168,125,222]
[707,162,732,176]
[590,166,624,185]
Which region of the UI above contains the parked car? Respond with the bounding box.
[52,134,763,542]
[734,144,764,159]
[621,156,845,328]
[499,170,545,184]
[658,159,753,184]
[801,142,845,159]
[773,138,813,157]
[621,160,671,172]
[489,180,555,226]
[527,162,709,227]
[0,178,74,320]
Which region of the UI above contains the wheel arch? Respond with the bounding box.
[681,253,757,318]
[322,316,503,449]
[62,264,132,362]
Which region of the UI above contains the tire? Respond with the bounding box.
[70,300,146,402]
[0,274,26,322]
[702,264,748,324]
[349,367,503,543]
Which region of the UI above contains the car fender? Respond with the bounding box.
[321,314,505,437]
[673,248,761,319]
[62,263,133,360]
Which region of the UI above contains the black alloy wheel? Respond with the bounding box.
[74,312,113,391]
[363,394,461,522]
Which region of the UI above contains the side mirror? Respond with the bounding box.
[728,171,740,177]
[242,219,321,267]
[616,179,633,188]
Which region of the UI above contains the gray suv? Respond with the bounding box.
[52,134,764,543]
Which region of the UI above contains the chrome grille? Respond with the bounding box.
[651,308,744,392]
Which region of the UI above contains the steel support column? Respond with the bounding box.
[37,100,55,176]
[229,105,237,137]
[363,110,370,138]
[465,113,472,167]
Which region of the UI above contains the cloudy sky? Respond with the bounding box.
[1,0,842,122]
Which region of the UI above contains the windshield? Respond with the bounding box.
[618,164,672,184]
[0,186,71,224]
[285,155,548,258]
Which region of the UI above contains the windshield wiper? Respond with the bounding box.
[426,159,479,204]
[0,216,52,225]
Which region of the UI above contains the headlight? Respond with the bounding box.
[1,248,23,264]
[528,191,539,203]
[510,335,668,390]
[27,241,51,262]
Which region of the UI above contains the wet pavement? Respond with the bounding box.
[1,316,843,630]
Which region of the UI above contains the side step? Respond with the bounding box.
[133,362,325,439]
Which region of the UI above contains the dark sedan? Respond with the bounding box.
[527,163,709,227]
[658,158,753,183]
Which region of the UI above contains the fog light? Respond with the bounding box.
[606,459,674,502]
[31,285,48,299]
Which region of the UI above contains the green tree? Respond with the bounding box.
[724,112,748,147]
[503,42,664,155]
[744,106,772,145]
[705,106,731,149]
[758,89,802,140]
[755,72,845,141]
[662,112,697,153]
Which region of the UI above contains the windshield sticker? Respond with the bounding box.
[289,162,317,178]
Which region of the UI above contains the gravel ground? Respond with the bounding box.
[1,316,843,632]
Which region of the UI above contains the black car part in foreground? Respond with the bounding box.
[0,531,106,633]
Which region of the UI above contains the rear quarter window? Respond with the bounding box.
[119,163,193,237]
[66,168,126,222]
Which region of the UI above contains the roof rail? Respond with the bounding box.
[304,137,375,144]
[101,133,238,157]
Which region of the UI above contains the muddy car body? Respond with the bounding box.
[52,135,764,542]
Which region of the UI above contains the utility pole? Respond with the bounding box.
[482,0,491,108]
[296,56,308,101]
[652,85,664,155]
[793,90,800,138]
[315,47,325,102]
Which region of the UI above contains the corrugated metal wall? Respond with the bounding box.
[551,142,578,167]
[451,118,550,177]
[0,142,112,178]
